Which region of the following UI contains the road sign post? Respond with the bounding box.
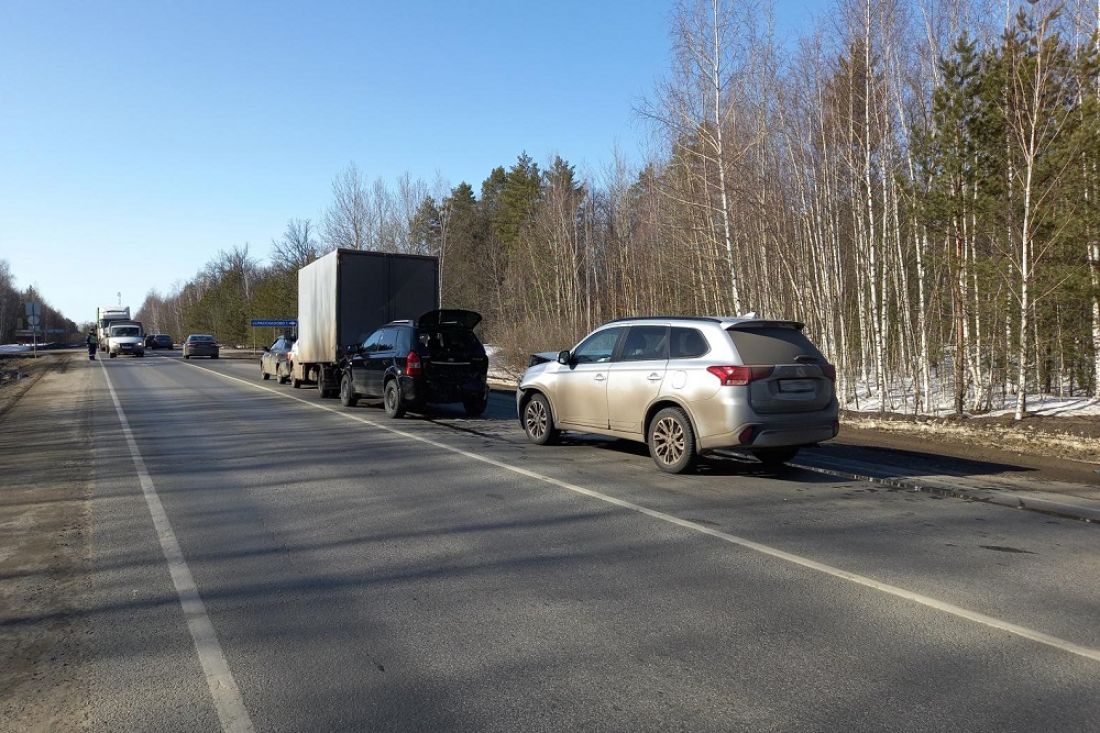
[25,302,40,358]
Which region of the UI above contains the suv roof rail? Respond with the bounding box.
[604,315,723,324]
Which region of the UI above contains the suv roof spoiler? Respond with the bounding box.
[725,319,805,331]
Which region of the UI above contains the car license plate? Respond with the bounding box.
[779,379,815,393]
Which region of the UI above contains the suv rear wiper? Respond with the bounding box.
[794,354,820,364]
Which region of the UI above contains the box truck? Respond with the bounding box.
[292,249,439,396]
[97,306,131,352]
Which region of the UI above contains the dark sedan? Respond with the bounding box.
[145,333,174,349]
[261,335,294,383]
[183,334,220,359]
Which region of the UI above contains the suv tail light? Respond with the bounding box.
[405,350,422,377]
[707,365,774,386]
[821,363,836,382]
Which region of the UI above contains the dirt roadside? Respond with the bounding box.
[837,412,1100,488]
[0,352,75,421]
[0,352,93,733]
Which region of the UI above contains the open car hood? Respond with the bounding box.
[417,309,482,331]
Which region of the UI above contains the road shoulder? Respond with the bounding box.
[0,353,94,732]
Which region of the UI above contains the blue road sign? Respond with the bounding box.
[250,319,297,328]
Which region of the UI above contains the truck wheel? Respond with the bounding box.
[647,407,697,474]
[340,374,359,407]
[316,370,331,398]
[384,379,406,418]
[109,352,116,359]
[277,365,290,385]
[262,365,270,380]
[184,354,190,360]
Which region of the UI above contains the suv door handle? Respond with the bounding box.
[647,373,663,381]
[594,374,606,381]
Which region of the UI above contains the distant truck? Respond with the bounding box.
[107,320,145,358]
[97,306,131,352]
[292,249,439,396]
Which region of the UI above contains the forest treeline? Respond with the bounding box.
[138,0,1100,417]
[0,259,79,344]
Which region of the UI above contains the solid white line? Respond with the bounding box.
[176,358,1100,665]
[99,360,256,733]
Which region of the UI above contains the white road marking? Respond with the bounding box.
[99,360,255,733]
[176,357,1100,665]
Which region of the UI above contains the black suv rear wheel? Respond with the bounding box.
[463,395,487,417]
[340,373,359,407]
[384,379,406,418]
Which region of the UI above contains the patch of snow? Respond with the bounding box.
[0,343,33,354]
[984,397,1100,419]
[484,344,521,385]
[839,370,1100,419]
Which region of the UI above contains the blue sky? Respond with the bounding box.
[0,0,826,323]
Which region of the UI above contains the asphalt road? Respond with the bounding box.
[5,351,1100,732]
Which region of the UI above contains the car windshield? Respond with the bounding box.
[111,327,140,337]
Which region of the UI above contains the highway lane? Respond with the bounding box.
[46,354,1100,730]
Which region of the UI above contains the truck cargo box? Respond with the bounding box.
[296,248,439,370]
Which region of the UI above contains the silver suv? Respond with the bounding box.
[517,316,838,473]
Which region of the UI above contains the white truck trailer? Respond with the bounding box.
[292,249,439,397]
[97,306,131,352]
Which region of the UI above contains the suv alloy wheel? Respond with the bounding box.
[648,407,697,474]
[522,394,559,445]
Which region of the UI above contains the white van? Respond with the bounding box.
[108,322,145,358]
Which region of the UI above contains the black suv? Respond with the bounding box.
[338,310,489,417]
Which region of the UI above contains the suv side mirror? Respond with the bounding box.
[557,350,572,365]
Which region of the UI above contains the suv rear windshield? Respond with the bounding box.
[419,327,482,357]
[189,335,215,342]
[726,326,824,365]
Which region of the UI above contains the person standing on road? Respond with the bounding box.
[86,330,97,360]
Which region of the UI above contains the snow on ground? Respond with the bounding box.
[984,397,1100,419]
[839,372,1100,419]
[485,345,523,384]
[0,344,33,354]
